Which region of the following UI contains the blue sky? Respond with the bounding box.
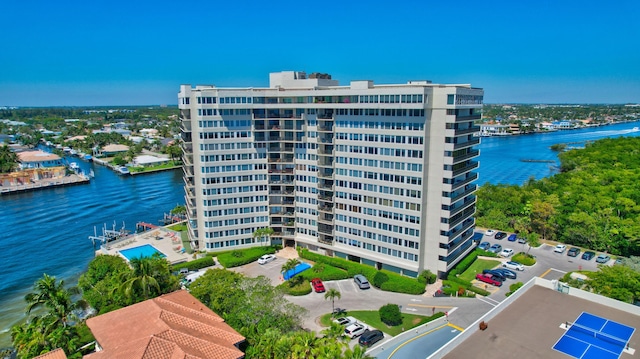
[0,0,638,106]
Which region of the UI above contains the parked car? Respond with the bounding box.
[258,254,276,264]
[359,329,384,346]
[567,247,581,257]
[517,237,527,244]
[507,234,517,242]
[493,267,517,279]
[311,278,325,293]
[499,248,514,257]
[354,274,370,289]
[596,254,611,264]
[582,251,596,260]
[485,229,496,237]
[482,269,506,281]
[495,232,507,240]
[344,323,367,339]
[615,258,624,265]
[475,273,502,286]
[488,244,503,253]
[503,261,525,271]
[332,307,346,316]
[478,242,491,250]
[333,316,357,326]
[554,244,567,253]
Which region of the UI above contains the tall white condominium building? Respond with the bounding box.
[178,71,483,277]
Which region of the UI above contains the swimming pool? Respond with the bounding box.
[119,244,166,261]
[283,262,311,280]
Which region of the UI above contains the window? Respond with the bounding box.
[447,94,455,105]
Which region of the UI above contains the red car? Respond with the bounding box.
[475,273,502,287]
[311,278,325,293]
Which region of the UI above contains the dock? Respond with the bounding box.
[0,174,90,196]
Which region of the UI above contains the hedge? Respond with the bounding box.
[217,247,276,268]
[297,264,350,281]
[299,249,425,295]
[172,257,215,271]
[277,279,312,296]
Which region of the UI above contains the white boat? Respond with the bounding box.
[69,149,78,156]
[69,162,80,171]
[117,166,130,175]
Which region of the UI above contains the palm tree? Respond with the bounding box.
[290,330,319,359]
[118,257,161,303]
[281,258,300,281]
[343,344,374,359]
[324,288,341,314]
[253,227,275,246]
[24,274,83,329]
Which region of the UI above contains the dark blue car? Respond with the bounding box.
[507,234,517,242]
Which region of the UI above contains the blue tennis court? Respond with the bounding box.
[553,312,635,359]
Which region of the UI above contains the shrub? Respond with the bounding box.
[373,272,390,288]
[298,264,349,281]
[277,279,311,296]
[217,247,275,268]
[172,256,215,271]
[512,252,536,266]
[419,270,437,284]
[379,304,402,326]
[505,282,524,297]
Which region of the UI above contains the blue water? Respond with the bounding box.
[283,262,311,280]
[476,122,640,185]
[120,244,167,261]
[0,161,184,346]
[0,121,638,347]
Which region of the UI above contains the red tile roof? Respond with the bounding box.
[33,348,68,359]
[85,290,245,359]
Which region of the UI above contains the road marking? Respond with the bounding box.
[408,304,454,309]
[405,308,418,312]
[447,323,465,331]
[540,268,553,278]
[410,298,422,302]
[385,323,449,359]
[476,296,498,306]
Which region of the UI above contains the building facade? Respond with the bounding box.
[178,71,483,277]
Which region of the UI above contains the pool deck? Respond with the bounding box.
[96,227,190,264]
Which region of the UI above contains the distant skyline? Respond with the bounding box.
[1,0,638,106]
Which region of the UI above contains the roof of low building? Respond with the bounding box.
[101,144,129,152]
[134,155,170,165]
[85,290,245,359]
[33,348,68,359]
[17,150,61,162]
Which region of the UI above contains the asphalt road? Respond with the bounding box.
[225,233,608,357]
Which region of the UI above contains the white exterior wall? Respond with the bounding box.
[179,72,483,276]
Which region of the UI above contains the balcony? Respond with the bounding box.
[318,235,334,245]
[447,207,476,228]
[449,173,478,192]
[450,149,479,165]
[444,218,475,242]
[452,161,479,177]
[446,196,476,217]
[453,137,481,150]
[455,114,482,122]
[318,204,334,212]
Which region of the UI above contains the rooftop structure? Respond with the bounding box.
[17,150,63,169]
[85,290,245,359]
[178,71,483,277]
[431,277,640,359]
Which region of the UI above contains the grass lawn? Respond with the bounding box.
[319,310,443,336]
[459,258,502,282]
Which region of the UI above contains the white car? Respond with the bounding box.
[485,229,496,237]
[257,254,276,265]
[503,261,525,271]
[499,248,514,257]
[333,316,357,327]
[554,244,567,253]
[344,323,367,339]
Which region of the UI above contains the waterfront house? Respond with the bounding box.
[480,124,510,136]
[0,150,66,186]
[140,128,159,138]
[132,154,171,167]
[552,120,576,129]
[99,144,129,157]
[84,290,245,359]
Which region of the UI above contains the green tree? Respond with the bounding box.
[166,143,182,163]
[253,227,275,246]
[585,265,640,303]
[324,288,341,314]
[0,144,19,173]
[78,255,131,313]
[281,258,301,279]
[117,255,178,304]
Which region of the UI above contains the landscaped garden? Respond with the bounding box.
[319,310,445,336]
